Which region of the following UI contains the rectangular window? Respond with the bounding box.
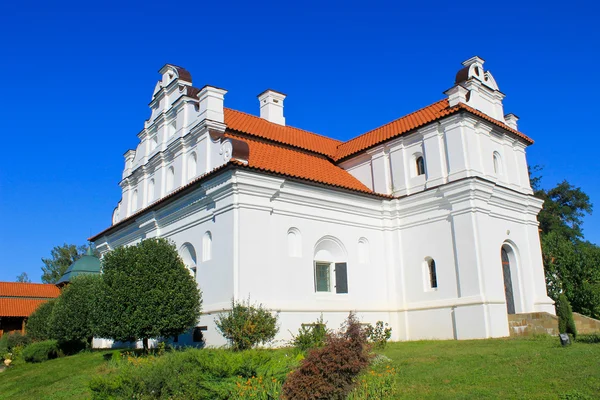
[314,262,330,292]
[335,262,348,294]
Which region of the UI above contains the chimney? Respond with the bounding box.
[504,113,519,130]
[198,85,227,124]
[258,89,286,126]
[444,85,469,107]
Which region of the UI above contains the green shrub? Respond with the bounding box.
[26,300,56,341]
[50,275,103,347]
[231,375,283,400]
[22,340,60,363]
[576,334,600,344]
[215,298,279,351]
[347,365,399,400]
[556,293,577,339]
[290,315,328,352]
[89,348,299,399]
[365,321,392,349]
[0,331,31,355]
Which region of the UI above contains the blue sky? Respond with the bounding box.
[1,0,598,282]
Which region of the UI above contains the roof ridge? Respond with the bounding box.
[336,99,449,151]
[224,107,343,144]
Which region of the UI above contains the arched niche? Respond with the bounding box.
[179,242,197,278]
[287,228,302,257]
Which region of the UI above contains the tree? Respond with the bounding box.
[50,274,103,347]
[26,300,56,341]
[16,272,31,283]
[95,238,202,351]
[533,178,593,242]
[41,244,89,284]
[531,167,600,319]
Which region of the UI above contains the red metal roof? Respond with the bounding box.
[0,298,50,317]
[0,282,60,299]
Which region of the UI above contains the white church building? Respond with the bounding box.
[90,56,554,345]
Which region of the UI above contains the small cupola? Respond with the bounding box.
[258,89,286,126]
[445,56,507,122]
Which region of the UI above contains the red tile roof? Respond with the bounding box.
[0,282,60,299]
[224,108,341,158]
[224,133,375,195]
[334,99,533,161]
[0,298,50,317]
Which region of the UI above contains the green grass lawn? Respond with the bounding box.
[0,337,598,399]
[380,337,600,399]
[0,351,109,400]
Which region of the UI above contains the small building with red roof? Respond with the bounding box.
[0,282,60,337]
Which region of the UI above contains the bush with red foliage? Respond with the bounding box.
[282,312,371,400]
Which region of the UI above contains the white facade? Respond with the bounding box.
[92,58,554,346]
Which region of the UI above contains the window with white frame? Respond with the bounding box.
[147,179,155,204]
[313,237,348,294]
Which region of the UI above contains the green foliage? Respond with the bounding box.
[231,375,282,400]
[215,298,279,351]
[556,294,578,338]
[534,179,592,242]
[95,238,202,350]
[41,243,94,284]
[22,340,60,363]
[559,390,593,400]
[543,232,600,319]
[16,272,31,283]
[531,168,600,320]
[26,299,56,341]
[0,332,31,355]
[575,334,600,344]
[50,274,103,346]
[365,321,392,349]
[89,348,298,399]
[290,315,328,352]
[347,365,398,400]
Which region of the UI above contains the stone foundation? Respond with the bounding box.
[573,313,600,334]
[508,312,559,336]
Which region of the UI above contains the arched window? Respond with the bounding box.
[166,166,175,192]
[493,152,502,175]
[358,237,369,263]
[187,152,197,181]
[424,257,437,289]
[287,228,302,257]
[416,156,426,176]
[180,242,197,279]
[314,236,348,294]
[131,189,138,212]
[501,245,517,314]
[202,231,212,262]
[147,179,155,204]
